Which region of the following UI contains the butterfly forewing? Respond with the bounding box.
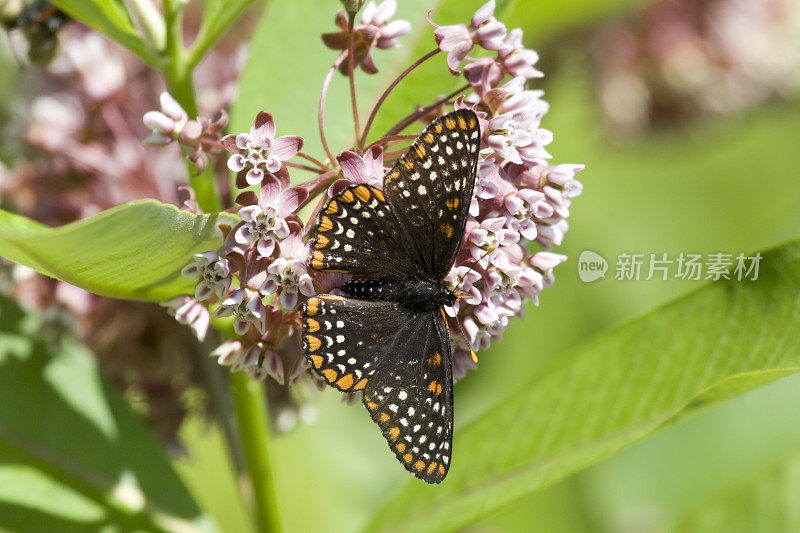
[383,109,481,278]
[309,184,420,279]
[362,309,453,483]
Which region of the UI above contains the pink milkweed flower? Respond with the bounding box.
[221,112,303,187]
[213,289,267,336]
[530,252,567,288]
[181,251,232,301]
[143,92,198,145]
[443,265,482,317]
[485,109,550,165]
[322,1,411,75]
[260,235,316,310]
[161,295,210,341]
[329,145,385,197]
[212,340,246,367]
[429,1,508,75]
[467,217,519,268]
[498,28,543,79]
[234,179,308,258]
[504,188,554,241]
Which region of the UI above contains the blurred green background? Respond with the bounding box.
[2,0,800,532]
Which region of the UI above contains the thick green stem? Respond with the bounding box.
[229,371,282,533]
[161,0,221,213]
[159,4,278,532]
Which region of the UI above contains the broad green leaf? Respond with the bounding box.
[672,450,800,533]
[365,240,800,533]
[49,0,160,66]
[0,294,213,532]
[188,0,258,67]
[0,200,236,302]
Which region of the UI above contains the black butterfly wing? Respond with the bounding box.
[301,295,454,484]
[382,109,481,278]
[362,308,453,484]
[302,294,409,392]
[308,184,421,280]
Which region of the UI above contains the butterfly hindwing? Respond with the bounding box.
[309,184,420,279]
[362,309,453,484]
[383,109,481,278]
[302,294,413,393]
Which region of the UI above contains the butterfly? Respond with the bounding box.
[302,109,480,483]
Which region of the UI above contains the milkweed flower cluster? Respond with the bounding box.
[170,0,583,387]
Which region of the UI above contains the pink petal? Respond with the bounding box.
[159,91,187,122]
[337,150,369,183]
[277,186,309,215]
[227,154,246,172]
[471,0,496,26]
[271,135,303,160]
[446,42,474,75]
[250,111,276,143]
[259,178,282,206]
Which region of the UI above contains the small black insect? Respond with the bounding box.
[302,109,480,483]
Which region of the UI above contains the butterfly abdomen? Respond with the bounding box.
[342,279,403,301]
[342,278,456,313]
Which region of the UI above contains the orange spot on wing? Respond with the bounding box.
[336,373,354,390]
[427,352,442,367]
[306,318,320,332]
[468,116,477,128]
[305,297,319,315]
[445,198,459,210]
[353,378,368,390]
[306,335,321,351]
[427,462,437,475]
[396,443,406,452]
[424,133,435,144]
[440,222,454,238]
[324,200,338,214]
[314,235,329,248]
[434,123,443,133]
[415,145,426,158]
[428,381,443,394]
[354,185,370,202]
[414,460,426,472]
[457,116,467,130]
[379,412,390,422]
[402,159,413,170]
[366,400,378,410]
[319,216,333,231]
[311,250,325,269]
[438,464,445,476]
[321,368,338,382]
[320,295,345,301]
[445,117,456,129]
[403,453,413,463]
[385,170,400,183]
[388,427,400,440]
[309,354,323,368]
[372,188,385,202]
[340,190,355,203]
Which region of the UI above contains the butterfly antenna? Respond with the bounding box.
[464,245,496,268]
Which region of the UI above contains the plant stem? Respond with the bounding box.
[346,12,361,150]
[383,82,470,137]
[359,47,440,147]
[319,51,348,164]
[229,371,281,533]
[161,5,280,533]
[161,0,221,213]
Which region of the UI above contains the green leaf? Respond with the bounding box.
[672,450,800,533]
[0,200,237,302]
[365,240,800,533]
[0,294,213,532]
[49,0,161,66]
[187,0,257,67]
